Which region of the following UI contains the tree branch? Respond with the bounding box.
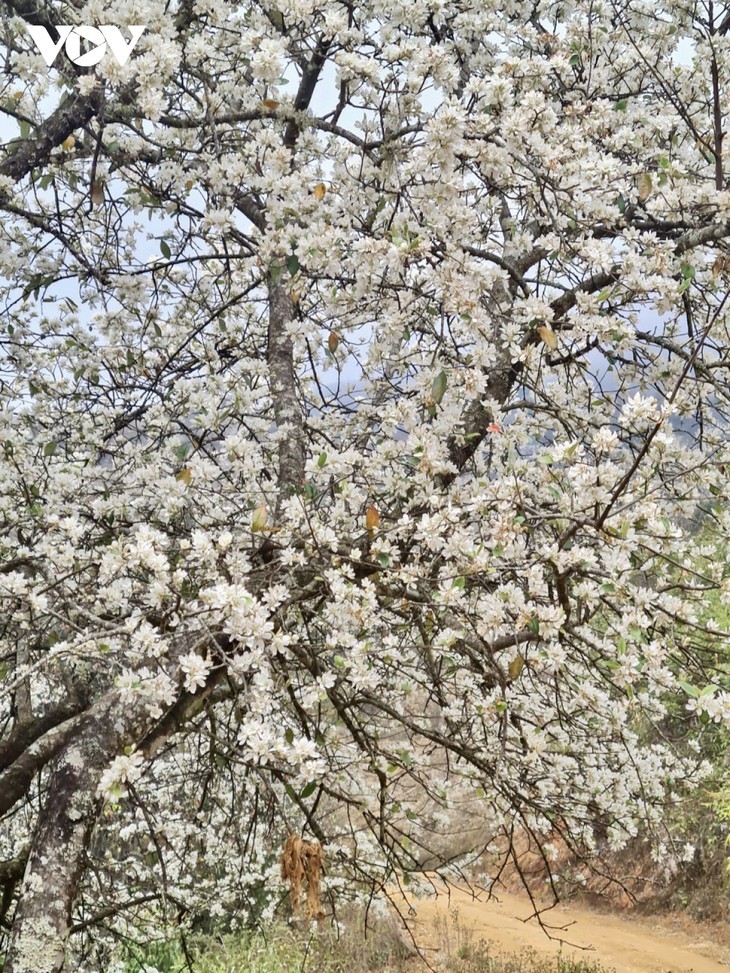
[268,276,305,507]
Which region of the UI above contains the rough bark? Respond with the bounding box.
[267,277,305,505]
[0,697,88,773]
[2,696,150,973]
[0,713,86,817]
[0,91,101,185]
[0,847,28,931]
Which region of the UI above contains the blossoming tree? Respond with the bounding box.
[2,0,730,969]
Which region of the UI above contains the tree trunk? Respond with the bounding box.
[3,697,148,973]
[267,276,305,505]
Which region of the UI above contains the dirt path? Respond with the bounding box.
[403,885,730,973]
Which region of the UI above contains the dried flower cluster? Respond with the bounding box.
[280,834,325,921]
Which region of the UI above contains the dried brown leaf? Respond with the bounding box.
[537,325,558,350]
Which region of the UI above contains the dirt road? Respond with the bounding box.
[404,885,730,973]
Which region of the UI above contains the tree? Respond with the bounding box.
[2,0,730,968]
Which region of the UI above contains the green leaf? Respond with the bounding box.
[19,120,30,139]
[377,552,390,567]
[569,53,581,65]
[615,98,628,111]
[160,239,171,259]
[678,680,700,698]
[285,727,294,744]
[452,576,466,589]
[431,370,447,405]
[43,442,57,457]
[300,781,317,799]
[677,277,692,295]
[286,253,300,276]
[616,193,626,213]
[317,452,327,468]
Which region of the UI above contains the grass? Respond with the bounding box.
[442,941,616,973]
[431,907,616,973]
[121,903,619,973]
[122,903,417,973]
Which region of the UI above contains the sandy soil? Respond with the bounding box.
[401,884,730,973]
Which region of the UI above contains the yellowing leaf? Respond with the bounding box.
[431,370,447,405]
[712,254,730,278]
[312,183,327,201]
[176,466,192,485]
[327,331,339,353]
[91,180,104,206]
[365,505,380,533]
[251,504,268,533]
[508,655,524,679]
[537,325,558,350]
[637,171,652,201]
[263,98,279,110]
[61,134,75,151]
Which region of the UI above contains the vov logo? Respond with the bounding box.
[26,25,146,68]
